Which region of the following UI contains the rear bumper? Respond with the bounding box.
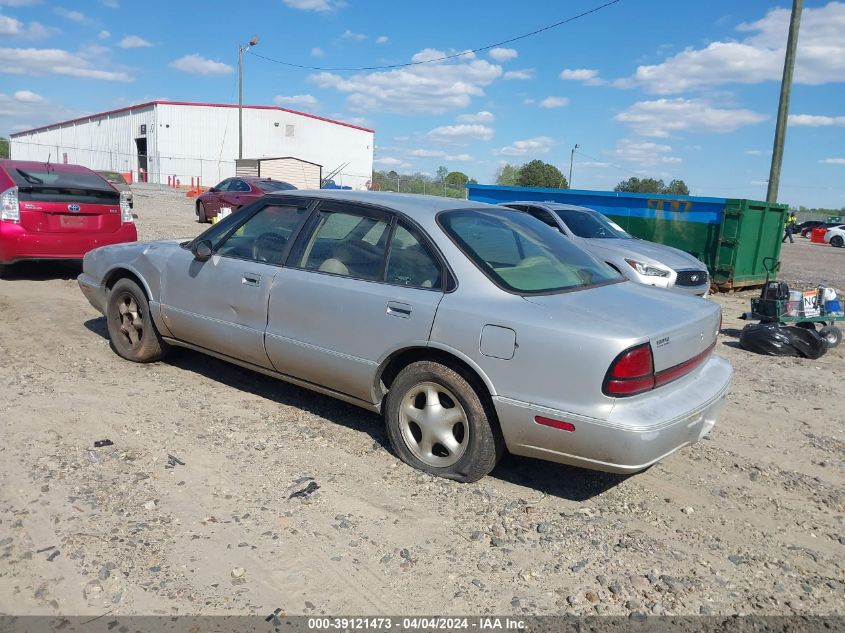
[493,356,732,473]
[0,221,137,265]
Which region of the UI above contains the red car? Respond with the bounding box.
[195,176,296,223]
[0,160,137,276]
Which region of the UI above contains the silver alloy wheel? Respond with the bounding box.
[398,381,469,468]
[116,293,143,347]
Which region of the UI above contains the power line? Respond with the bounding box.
[247,0,624,72]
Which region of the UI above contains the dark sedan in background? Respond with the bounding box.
[196,176,296,223]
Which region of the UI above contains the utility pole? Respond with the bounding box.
[568,143,580,189]
[767,0,802,203]
[238,36,260,161]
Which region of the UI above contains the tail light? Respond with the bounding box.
[603,341,716,397]
[120,191,133,224]
[1,186,20,223]
[603,343,655,396]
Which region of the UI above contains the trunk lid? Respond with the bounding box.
[524,281,721,372]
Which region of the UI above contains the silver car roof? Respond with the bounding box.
[502,201,597,213]
[273,190,501,220]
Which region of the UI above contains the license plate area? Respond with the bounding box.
[59,215,86,228]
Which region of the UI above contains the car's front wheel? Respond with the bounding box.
[197,201,207,224]
[106,278,170,363]
[384,361,502,482]
[830,235,844,248]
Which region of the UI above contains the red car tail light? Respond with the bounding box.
[1,186,20,223]
[654,341,715,387]
[603,343,655,396]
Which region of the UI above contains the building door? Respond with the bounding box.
[135,137,147,182]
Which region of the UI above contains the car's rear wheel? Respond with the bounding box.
[197,201,207,224]
[106,278,169,363]
[820,325,842,348]
[384,361,502,482]
[0,263,5,278]
[830,235,844,248]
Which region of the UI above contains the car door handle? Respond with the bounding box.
[386,301,412,318]
[242,273,261,287]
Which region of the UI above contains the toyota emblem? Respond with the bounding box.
[68,204,80,213]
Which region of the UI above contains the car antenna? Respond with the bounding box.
[46,153,52,171]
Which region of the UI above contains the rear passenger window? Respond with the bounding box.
[386,223,442,289]
[300,210,390,281]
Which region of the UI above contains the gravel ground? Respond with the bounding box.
[0,188,842,618]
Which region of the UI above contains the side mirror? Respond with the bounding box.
[191,239,213,261]
[209,187,219,193]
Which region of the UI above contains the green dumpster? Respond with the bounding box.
[466,185,788,290]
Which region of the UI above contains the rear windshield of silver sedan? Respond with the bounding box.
[439,208,623,294]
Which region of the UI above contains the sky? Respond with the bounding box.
[0,0,843,208]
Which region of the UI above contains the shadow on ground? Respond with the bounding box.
[1,260,82,281]
[84,316,627,501]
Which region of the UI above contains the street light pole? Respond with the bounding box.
[238,36,260,161]
[568,143,580,189]
[767,0,803,204]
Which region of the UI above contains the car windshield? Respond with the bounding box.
[439,208,622,294]
[258,180,296,192]
[554,209,632,239]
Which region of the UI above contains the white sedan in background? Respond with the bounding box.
[823,225,845,247]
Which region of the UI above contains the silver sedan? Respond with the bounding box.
[78,191,732,482]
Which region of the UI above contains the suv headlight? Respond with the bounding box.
[625,258,670,277]
[120,190,133,223]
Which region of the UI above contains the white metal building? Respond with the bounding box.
[9,100,374,189]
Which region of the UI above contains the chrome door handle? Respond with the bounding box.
[242,273,261,287]
[386,301,412,318]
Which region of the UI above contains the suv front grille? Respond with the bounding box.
[675,269,709,287]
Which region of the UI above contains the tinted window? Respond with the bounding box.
[216,203,310,264]
[300,209,389,281]
[525,207,560,230]
[386,223,442,289]
[439,208,621,294]
[258,180,296,192]
[214,179,232,192]
[230,179,251,192]
[555,209,632,239]
[10,167,118,204]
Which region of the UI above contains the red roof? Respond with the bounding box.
[10,100,375,137]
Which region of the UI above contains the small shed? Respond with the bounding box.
[236,157,322,190]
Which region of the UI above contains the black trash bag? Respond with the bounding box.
[739,323,827,359]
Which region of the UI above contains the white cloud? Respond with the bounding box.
[605,139,682,166]
[340,29,366,41]
[503,69,535,80]
[0,15,54,38]
[522,98,535,105]
[311,47,324,57]
[789,114,845,127]
[274,94,319,107]
[375,35,388,44]
[539,96,569,108]
[446,153,472,161]
[488,47,517,62]
[456,110,494,124]
[98,29,110,39]
[283,0,345,11]
[374,156,403,166]
[427,124,494,142]
[408,149,472,161]
[310,48,502,114]
[169,54,233,76]
[13,89,43,102]
[628,2,845,93]
[745,149,763,156]
[615,98,767,137]
[559,68,605,85]
[0,15,21,34]
[496,136,554,156]
[819,158,845,164]
[119,35,152,49]
[0,47,133,81]
[54,7,85,22]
